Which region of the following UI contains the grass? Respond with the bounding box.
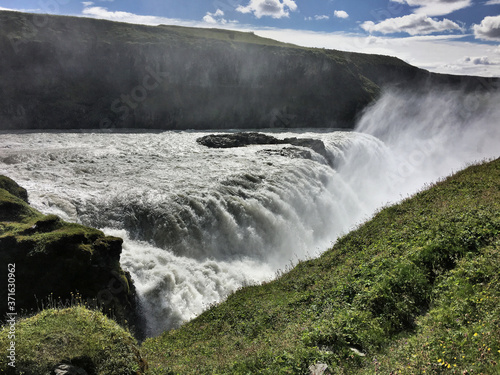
[0,176,40,224]
[0,306,146,374]
[141,158,500,374]
[0,180,104,261]
[0,11,301,49]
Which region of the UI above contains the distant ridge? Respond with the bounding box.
[0,11,497,130]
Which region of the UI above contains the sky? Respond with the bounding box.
[1,0,500,76]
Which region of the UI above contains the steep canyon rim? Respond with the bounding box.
[0,88,499,337]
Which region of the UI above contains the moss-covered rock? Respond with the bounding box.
[0,306,147,374]
[0,175,28,203]
[0,176,138,331]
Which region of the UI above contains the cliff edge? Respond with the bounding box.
[0,175,138,330]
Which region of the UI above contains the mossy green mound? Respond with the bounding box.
[0,306,146,374]
[0,176,37,223]
[0,176,137,327]
[0,176,28,203]
[142,158,500,374]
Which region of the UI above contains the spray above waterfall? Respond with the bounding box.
[348,88,500,207]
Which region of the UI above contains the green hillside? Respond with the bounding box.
[0,11,492,131]
[142,158,500,374]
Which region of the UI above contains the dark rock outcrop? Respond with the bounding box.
[196,132,281,148]
[0,176,139,332]
[283,137,328,161]
[197,132,334,165]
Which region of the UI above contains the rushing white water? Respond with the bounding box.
[0,88,498,337]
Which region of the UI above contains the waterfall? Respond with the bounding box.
[1,88,498,337]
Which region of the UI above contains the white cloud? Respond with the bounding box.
[463,56,491,65]
[334,10,349,19]
[253,28,500,76]
[485,0,500,4]
[81,5,191,26]
[82,2,94,6]
[0,6,42,12]
[203,9,232,25]
[203,14,217,24]
[361,14,463,36]
[473,15,500,41]
[390,0,472,16]
[236,0,297,19]
[305,15,330,21]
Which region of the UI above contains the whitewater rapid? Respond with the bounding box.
[1,89,498,337]
[1,130,370,335]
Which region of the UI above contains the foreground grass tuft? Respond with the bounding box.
[142,158,500,374]
[0,306,146,374]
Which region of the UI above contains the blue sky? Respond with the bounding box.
[1,0,500,76]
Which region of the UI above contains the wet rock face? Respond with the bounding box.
[258,147,314,161]
[0,176,139,332]
[197,132,334,166]
[196,132,281,148]
[283,137,328,160]
[1,12,495,131]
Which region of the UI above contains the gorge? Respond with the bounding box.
[0,10,499,374]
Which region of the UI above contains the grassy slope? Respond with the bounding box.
[142,158,500,374]
[0,306,145,374]
[0,11,426,70]
[0,11,415,78]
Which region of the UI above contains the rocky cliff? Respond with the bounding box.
[0,175,138,330]
[0,11,497,130]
